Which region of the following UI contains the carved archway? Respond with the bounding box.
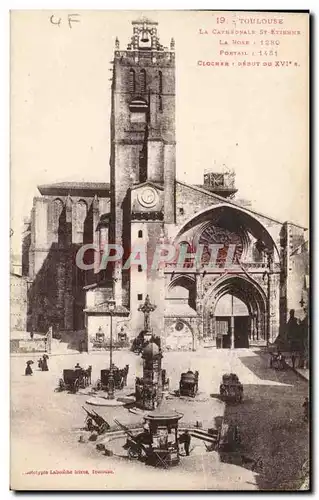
[203,274,268,345]
[174,203,280,263]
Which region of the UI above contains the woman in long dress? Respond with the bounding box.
[25,361,33,376]
[41,355,49,371]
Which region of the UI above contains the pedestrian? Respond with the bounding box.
[302,397,309,422]
[179,430,191,456]
[30,330,34,340]
[41,355,49,371]
[25,361,33,376]
[291,353,296,370]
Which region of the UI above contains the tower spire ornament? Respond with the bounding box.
[138,295,157,332]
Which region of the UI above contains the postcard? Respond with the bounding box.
[10,10,309,491]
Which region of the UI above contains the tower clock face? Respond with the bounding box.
[137,187,158,208]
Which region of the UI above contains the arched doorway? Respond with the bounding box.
[203,275,267,348]
[214,294,250,348]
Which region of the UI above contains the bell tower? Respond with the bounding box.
[110,18,176,307]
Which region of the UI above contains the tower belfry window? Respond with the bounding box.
[159,95,163,112]
[129,69,135,93]
[139,69,146,94]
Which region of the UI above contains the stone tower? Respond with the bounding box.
[110,18,176,333]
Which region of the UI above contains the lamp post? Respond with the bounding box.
[107,299,116,400]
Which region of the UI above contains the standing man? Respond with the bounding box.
[179,430,191,456]
[287,309,300,355]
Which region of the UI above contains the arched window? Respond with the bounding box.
[139,69,146,93]
[158,71,163,94]
[178,241,193,268]
[51,198,63,233]
[75,200,87,233]
[129,69,135,93]
[159,95,163,112]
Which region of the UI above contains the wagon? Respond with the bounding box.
[57,367,91,393]
[269,352,286,370]
[95,365,129,391]
[179,370,199,398]
[219,373,243,403]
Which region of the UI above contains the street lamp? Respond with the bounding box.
[107,299,116,400]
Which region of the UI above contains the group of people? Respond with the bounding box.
[269,350,286,370]
[25,354,49,376]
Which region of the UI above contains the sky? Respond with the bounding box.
[10,10,309,255]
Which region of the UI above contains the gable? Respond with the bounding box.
[176,181,285,230]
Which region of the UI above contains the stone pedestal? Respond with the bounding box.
[135,339,163,410]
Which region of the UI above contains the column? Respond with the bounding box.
[230,316,235,349]
[211,316,216,340]
[230,294,235,349]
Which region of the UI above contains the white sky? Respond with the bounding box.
[10,10,309,255]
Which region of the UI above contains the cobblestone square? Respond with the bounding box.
[11,348,309,490]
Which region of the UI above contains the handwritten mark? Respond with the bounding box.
[68,14,80,29]
[49,13,80,29]
[50,15,61,28]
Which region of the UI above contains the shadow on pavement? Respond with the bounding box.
[216,352,309,490]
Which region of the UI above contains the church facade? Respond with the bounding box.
[24,18,308,351]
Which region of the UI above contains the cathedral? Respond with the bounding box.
[23,18,308,351]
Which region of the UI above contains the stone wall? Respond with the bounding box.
[10,338,47,353]
[10,274,28,332]
[27,193,109,333]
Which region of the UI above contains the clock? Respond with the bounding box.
[137,187,158,208]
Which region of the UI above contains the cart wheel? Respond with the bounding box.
[73,378,80,393]
[98,422,109,435]
[128,447,141,460]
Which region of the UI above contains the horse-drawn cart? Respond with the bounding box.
[219,373,243,403]
[179,370,199,397]
[57,366,92,393]
[95,365,129,392]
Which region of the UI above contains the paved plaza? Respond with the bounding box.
[11,348,309,491]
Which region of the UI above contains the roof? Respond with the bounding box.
[84,303,129,315]
[144,404,183,422]
[177,180,307,229]
[38,182,110,197]
[131,181,164,192]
